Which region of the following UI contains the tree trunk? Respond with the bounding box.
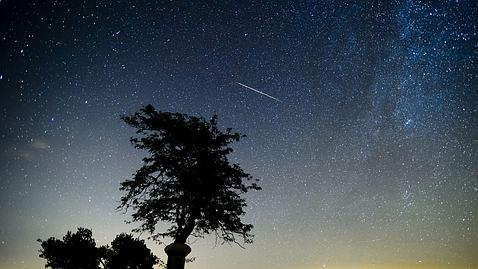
[175,220,195,244]
[175,211,197,244]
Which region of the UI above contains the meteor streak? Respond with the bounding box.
[236,82,282,103]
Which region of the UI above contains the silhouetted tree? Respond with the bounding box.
[120,105,261,246]
[37,228,101,269]
[38,228,160,269]
[103,233,159,269]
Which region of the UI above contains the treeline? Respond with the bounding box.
[38,227,161,269]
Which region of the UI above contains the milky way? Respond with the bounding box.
[0,1,477,269]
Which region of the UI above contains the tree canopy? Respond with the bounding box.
[119,105,261,245]
[38,228,159,269]
[104,233,159,269]
[38,228,102,269]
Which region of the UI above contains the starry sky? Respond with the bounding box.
[1,1,477,269]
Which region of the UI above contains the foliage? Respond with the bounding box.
[119,105,261,245]
[38,228,159,269]
[103,233,159,269]
[37,228,101,269]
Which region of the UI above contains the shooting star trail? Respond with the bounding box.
[236,82,282,103]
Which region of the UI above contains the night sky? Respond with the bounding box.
[1,1,477,269]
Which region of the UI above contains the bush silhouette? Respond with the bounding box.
[38,228,101,269]
[38,228,159,269]
[104,233,159,269]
